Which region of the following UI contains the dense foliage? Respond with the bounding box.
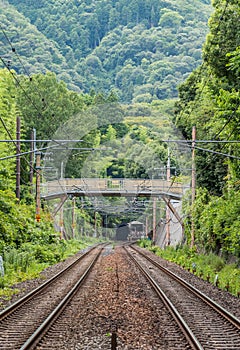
[175,0,240,259]
[0,70,49,251]
[0,237,101,295]
[0,68,94,252]
[2,0,212,101]
[0,69,109,293]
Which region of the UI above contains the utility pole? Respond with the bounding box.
[105,214,108,238]
[35,151,41,222]
[60,205,64,239]
[60,161,64,179]
[72,197,76,239]
[191,126,196,247]
[165,144,171,246]
[16,116,21,200]
[152,197,156,243]
[94,210,98,237]
[29,129,35,191]
[145,216,148,237]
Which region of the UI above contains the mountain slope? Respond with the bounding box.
[3,0,212,101]
[0,1,82,91]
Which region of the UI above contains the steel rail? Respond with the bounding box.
[129,245,240,329]
[20,245,103,350]
[0,244,103,321]
[125,246,203,350]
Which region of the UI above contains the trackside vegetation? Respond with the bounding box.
[138,240,240,297]
[0,237,102,302]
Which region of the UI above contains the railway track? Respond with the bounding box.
[33,243,192,350]
[125,245,240,350]
[0,244,105,350]
[1,243,239,349]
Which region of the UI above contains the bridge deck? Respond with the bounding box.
[41,178,183,200]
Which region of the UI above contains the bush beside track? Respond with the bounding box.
[0,237,105,299]
[138,239,240,297]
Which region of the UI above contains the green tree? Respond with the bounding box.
[159,10,183,31]
[0,69,17,191]
[203,0,240,84]
[16,72,87,141]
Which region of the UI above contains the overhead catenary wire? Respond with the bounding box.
[1,137,239,161]
[0,22,87,158]
[194,145,240,160]
[0,114,35,184]
[210,93,240,141]
[1,23,91,186]
[0,144,98,161]
[0,139,84,143]
[169,140,240,144]
[1,0,231,141]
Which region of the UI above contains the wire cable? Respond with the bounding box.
[0,23,31,78]
[0,23,49,109]
[194,145,240,160]
[0,57,44,115]
[0,114,34,184]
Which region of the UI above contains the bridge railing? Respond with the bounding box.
[41,178,184,197]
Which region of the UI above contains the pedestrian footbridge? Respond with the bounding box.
[41,178,184,201]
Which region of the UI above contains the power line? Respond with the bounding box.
[0,114,25,163]
[2,137,239,161]
[0,114,33,186]
[212,98,240,140]
[166,139,240,144]
[0,23,31,78]
[0,144,103,161]
[195,145,240,160]
[0,56,46,116]
[175,0,235,162]
[1,139,240,143]
[0,23,49,109]
[0,115,16,145]
[0,139,84,143]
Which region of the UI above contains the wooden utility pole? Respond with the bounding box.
[152,197,157,243]
[35,151,41,222]
[145,216,148,237]
[16,116,21,200]
[191,126,196,247]
[72,197,76,238]
[94,210,98,237]
[29,129,35,191]
[165,145,171,246]
[60,204,64,239]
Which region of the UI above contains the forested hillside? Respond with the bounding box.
[2,0,212,101]
[0,1,82,91]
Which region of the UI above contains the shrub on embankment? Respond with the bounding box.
[0,237,101,300]
[138,239,240,297]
